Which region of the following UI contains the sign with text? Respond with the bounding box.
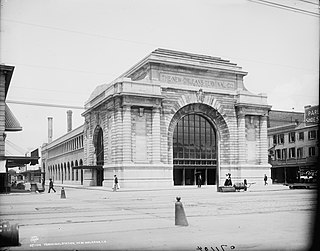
[305,105,319,125]
[160,73,235,90]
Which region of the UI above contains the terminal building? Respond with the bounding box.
[41,49,272,189]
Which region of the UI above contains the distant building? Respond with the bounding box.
[42,49,272,189]
[268,110,304,128]
[268,105,319,184]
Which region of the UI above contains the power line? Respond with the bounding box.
[297,0,319,6]
[249,0,320,17]
[6,100,85,110]
[10,85,89,96]
[1,61,116,77]
[2,18,318,73]
[1,18,158,47]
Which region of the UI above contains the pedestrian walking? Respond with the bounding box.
[48,178,56,193]
[264,174,268,185]
[112,175,119,191]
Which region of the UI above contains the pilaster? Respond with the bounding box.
[152,107,161,163]
[259,115,268,164]
[237,114,246,164]
[123,105,132,163]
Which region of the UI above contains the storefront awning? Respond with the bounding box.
[73,165,103,170]
[5,156,39,168]
[5,104,22,131]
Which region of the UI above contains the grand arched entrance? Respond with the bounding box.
[173,114,217,186]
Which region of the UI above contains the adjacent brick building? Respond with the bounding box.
[42,49,272,189]
[268,105,319,184]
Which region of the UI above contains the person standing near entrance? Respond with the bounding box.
[48,178,56,193]
[113,175,119,191]
[264,174,268,185]
[197,174,202,188]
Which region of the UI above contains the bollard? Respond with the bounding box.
[0,221,19,247]
[175,197,188,226]
[60,187,66,199]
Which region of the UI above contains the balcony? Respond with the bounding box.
[270,156,318,166]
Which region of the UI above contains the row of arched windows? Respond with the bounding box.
[47,159,83,182]
[48,135,84,158]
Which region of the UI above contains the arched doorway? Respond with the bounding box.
[94,127,104,186]
[173,114,217,186]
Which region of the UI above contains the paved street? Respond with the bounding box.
[0,185,317,251]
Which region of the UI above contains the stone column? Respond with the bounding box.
[152,107,161,163]
[259,115,268,165]
[123,105,132,163]
[237,114,246,164]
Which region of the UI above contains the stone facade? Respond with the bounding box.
[82,49,272,188]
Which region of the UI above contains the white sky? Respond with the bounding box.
[1,0,319,153]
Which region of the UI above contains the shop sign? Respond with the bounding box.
[305,105,319,125]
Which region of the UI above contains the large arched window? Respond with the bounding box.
[173,114,217,185]
[95,128,104,166]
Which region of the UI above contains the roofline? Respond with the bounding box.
[120,48,248,79]
[0,64,15,98]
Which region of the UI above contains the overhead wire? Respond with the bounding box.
[1,16,318,73]
[6,100,85,110]
[1,18,158,48]
[297,0,319,6]
[248,0,319,17]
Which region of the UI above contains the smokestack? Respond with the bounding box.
[67,110,73,132]
[48,117,53,143]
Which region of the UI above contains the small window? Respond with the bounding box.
[289,147,296,158]
[308,130,316,140]
[273,135,277,145]
[309,147,316,156]
[278,134,284,144]
[297,148,303,159]
[275,149,281,160]
[289,132,295,143]
[298,132,304,141]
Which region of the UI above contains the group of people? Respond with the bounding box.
[223,173,268,187]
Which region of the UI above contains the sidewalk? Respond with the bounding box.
[51,182,290,193]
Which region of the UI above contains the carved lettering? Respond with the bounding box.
[160,73,235,90]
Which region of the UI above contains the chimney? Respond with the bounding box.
[67,110,73,132]
[48,117,53,143]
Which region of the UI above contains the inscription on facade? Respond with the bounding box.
[160,73,235,90]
